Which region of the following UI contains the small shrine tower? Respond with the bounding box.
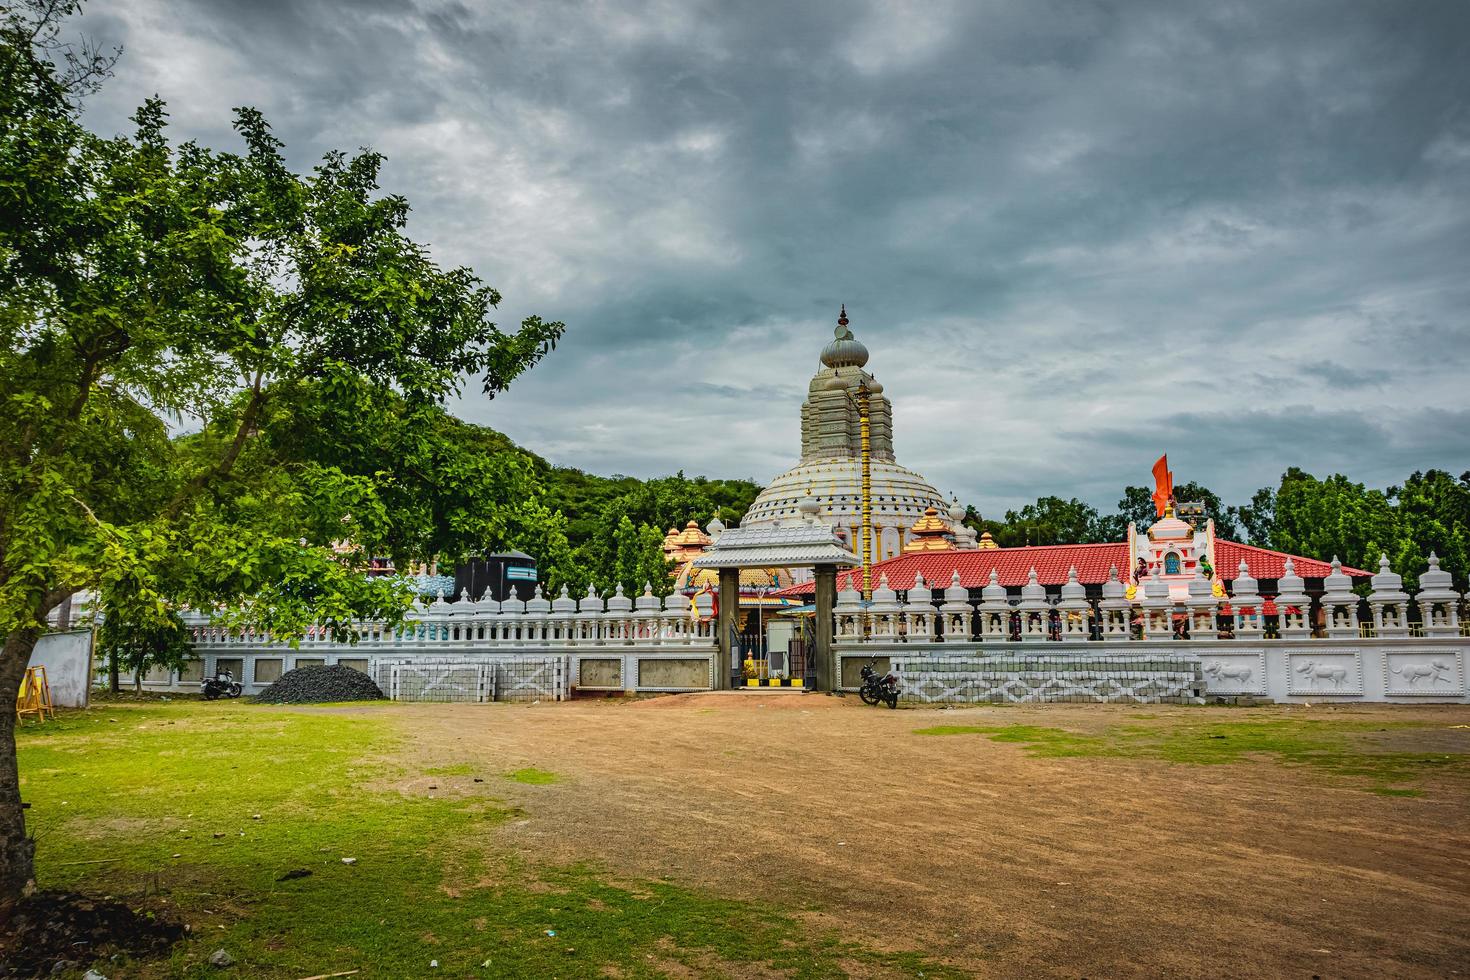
[1128,507,1219,601]
[1126,454,1220,600]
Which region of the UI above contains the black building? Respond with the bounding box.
[453,551,538,602]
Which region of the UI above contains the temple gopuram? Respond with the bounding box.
[739,307,978,561]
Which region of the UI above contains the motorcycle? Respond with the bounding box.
[857,659,900,708]
[201,667,243,700]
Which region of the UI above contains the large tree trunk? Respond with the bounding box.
[0,626,41,913]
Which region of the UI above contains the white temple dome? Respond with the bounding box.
[745,457,949,544]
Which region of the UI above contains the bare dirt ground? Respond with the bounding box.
[374,695,1470,978]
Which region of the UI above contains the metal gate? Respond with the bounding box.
[370,657,568,702]
[385,662,496,702]
[787,638,815,687]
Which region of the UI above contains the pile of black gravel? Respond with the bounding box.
[253,664,386,704]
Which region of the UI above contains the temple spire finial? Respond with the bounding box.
[822,304,863,362]
[833,304,854,341]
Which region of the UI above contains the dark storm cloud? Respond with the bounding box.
[79,0,1470,511]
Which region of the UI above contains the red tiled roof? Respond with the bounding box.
[1213,541,1364,580]
[771,541,1369,597]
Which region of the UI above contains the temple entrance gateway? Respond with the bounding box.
[691,493,858,691]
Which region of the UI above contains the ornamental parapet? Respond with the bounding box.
[181,584,716,650]
[833,552,1468,645]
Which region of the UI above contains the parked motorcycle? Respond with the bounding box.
[201,668,243,700]
[857,659,900,708]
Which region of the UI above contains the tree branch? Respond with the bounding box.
[163,367,267,520]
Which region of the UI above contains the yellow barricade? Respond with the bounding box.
[15,665,55,723]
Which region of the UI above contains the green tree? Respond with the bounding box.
[1237,486,1277,547]
[637,523,674,597]
[94,605,191,691]
[1386,469,1470,590]
[958,504,1007,546]
[1170,481,1241,539]
[1266,468,1403,577]
[1105,486,1158,537]
[0,1,563,905]
[609,516,642,595]
[991,496,1104,547]
[607,517,672,598]
[1094,482,1240,541]
[563,472,759,590]
[260,400,582,590]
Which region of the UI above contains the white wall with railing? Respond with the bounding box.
[127,552,1470,704]
[830,554,1470,703]
[147,584,718,700]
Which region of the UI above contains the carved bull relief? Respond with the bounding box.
[1286,650,1363,696]
[1385,649,1465,696]
[1200,649,1267,696]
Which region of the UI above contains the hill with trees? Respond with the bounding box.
[407,416,761,598]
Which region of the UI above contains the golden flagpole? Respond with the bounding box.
[857,378,872,600]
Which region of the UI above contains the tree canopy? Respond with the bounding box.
[0,0,563,905]
[1247,467,1470,590]
[983,496,1105,547]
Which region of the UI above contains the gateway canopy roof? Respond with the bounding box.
[692,522,860,570]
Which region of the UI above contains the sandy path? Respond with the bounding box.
[374,695,1470,978]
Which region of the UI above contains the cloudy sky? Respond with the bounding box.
[79,0,1470,515]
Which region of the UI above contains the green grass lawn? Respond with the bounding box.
[19,702,957,979]
[912,718,1470,796]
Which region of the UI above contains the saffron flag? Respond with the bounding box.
[1151,454,1173,518]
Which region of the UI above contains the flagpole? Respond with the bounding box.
[857,378,872,601]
